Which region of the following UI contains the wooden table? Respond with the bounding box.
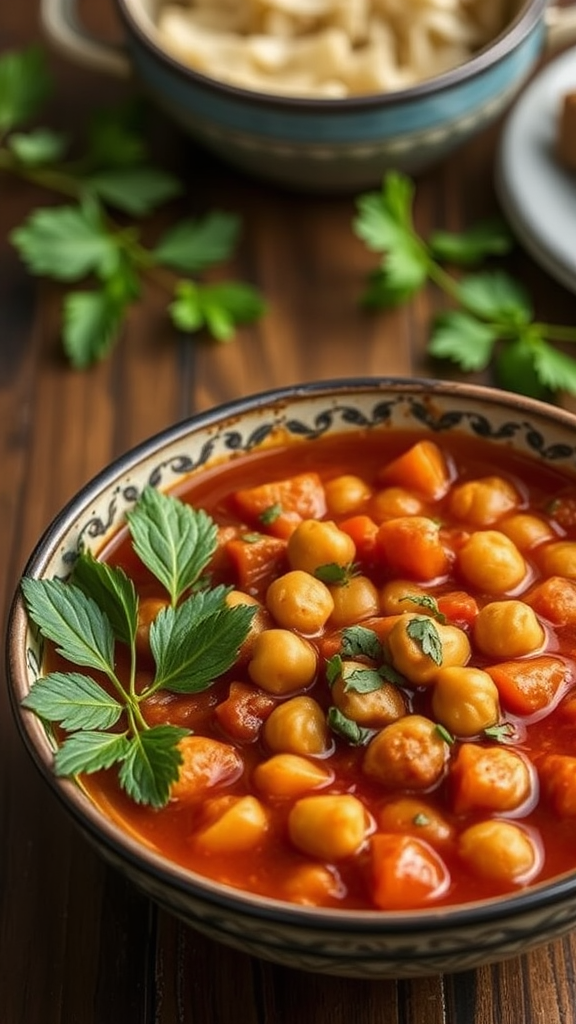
[2,2,576,1021]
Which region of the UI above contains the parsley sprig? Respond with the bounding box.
[21,486,255,807]
[353,172,576,400]
[0,45,266,368]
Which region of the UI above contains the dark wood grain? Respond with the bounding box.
[2,2,576,1022]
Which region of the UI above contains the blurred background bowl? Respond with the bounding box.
[40,0,576,191]
[9,376,576,979]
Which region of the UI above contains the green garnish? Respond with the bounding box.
[258,503,283,525]
[341,666,388,694]
[0,45,265,368]
[20,486,255,808]
[314,562,357,585]
[340,625,383,662]
[402,593,446,624]
[327,707,374,746]
[435,723,455,745]
[484,722,516,743]
[353,171,576,401]
[406,617,443,665]
[412,812,431,827]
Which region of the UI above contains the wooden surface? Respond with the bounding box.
[2,2,576,1022]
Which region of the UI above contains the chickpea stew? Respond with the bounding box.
[39,429,576,910]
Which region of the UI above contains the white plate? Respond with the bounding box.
[495,46,576,295]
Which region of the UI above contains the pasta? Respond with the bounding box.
[155,0,510,98]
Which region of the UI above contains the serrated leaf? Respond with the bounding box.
[54,730,130,776]
[0,45,51,133]
[169,280,265,341]
[342,666,386,693]
[340,626,383,662]
[72,552,138,647]
[353,172,417,252]
[532,339,576,396]
[10,200,118,281]
[118,724,189,807]
[429,311,498,371]
[406,616,443,665]
[85,166,182,216]
[22,672,123,731]
[150,599,255,693]
[21,577,115,674]
[8,128,68,166]
[327,706,373,746]
[429,219,514,265]
[457,271,532,324]
[153,211,241,273]
[62,288,127,368]
[126,486,218,605]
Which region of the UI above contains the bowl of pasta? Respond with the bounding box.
[41,0,576,190]
[9,376,576,978]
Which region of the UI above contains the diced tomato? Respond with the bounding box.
[214,682,277,742]
[370,833,450,909]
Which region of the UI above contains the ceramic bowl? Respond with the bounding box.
[40,0,576,191]
[9,376,576,979]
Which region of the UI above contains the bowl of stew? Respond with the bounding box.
[8,376,576,978]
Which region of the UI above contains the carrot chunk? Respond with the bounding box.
[214,682,276,743]
[436,590,479,628]
[486,656,568,716]
[339,514,379,562]
[233,472,327,538]
[377,440,452,500]
[539,754,576,817]
[370,833,449,909]
[376,516,452,581]
[226,534,288,595]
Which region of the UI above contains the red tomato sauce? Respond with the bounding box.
[74,429,576,910]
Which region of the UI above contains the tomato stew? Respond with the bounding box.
[77,429,576,910]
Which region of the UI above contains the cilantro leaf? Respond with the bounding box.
[429,219,514,265]
[86,102,148,169]
[150,599,255,693]
[153,212,241,273]
[126,486,218,606]
[0,46,51,134]
[327,706,374,746]
[531,338,576,396]
[62,288,129,369]
[71,553,138,647]
[456,271,532,325]
[22,672,123,731]
[429,311,498,372]
[314,562,352,585]
[54,730,130,776]
[118,725,189,808]
[11,199,119,281]
[169,280,265,341]
[406,616,443,665]
[400,594,446,623]
[8,128,68,166]
[340,626,383,662]
[21,577,115,674]
[342,666,386,694]
[85,166,182,216]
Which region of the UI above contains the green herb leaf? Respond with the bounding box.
[85,166,182,216]
[259,503,283,525]
[150,598,255,693]
[342,666,386,694]
[402,593,446,623]
[457,271,532,325]
[484,722,516,743]
[340,625,383,662]
[531,338,576,396]
[54,730,130,776]
[126,486,218,606]
[21,577,115,674]
[71,553,138,647]
[429,219,514,265]
[327,706,374,746]
[0,45,51,134]
[86,102,148,169]
[8,128,68,166]
[326,654,343,686]
[62,288,129,368]
[406,616,443,665]
[435,723,455,745]
[169,280,266,341]
[118,724,189,807]
[22,672,123,731]
[11,199,118,281]
[314,562,353,585]
[153,211,241,273]
[428,311,498,372]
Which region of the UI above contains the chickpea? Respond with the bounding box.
[458,820,539,884]
[376,797,454,846]
[473,600,544,658]
[328,575,380,627]
[253,753,333,798]
[331,660,407,728]
[287,519,356,575]
[170,736,244,801]
[370,833,450,909]
[248,629,317,695]
[288,793,371,860]
[324,474,372,516]
[379,580,429,616]
[431,666,500,737]
[386,613,470,687]
[450,743,534,814]
[538,540,576,579]
[136,596,169,655]
[448,476,521,527]
[266,570,334,633]
[225,589,272,662]
[370,487,424,522]
[194,796,269,853]
[499,513,556,551]
[363,714,449,790]
[281,863,344,905]
[457,530,527,593]
[263,695,330,756]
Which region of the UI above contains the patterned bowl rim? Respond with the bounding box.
[8,374,576,935]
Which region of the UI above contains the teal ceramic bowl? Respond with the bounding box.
[9,377,576,979]
[41,0,576,191]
